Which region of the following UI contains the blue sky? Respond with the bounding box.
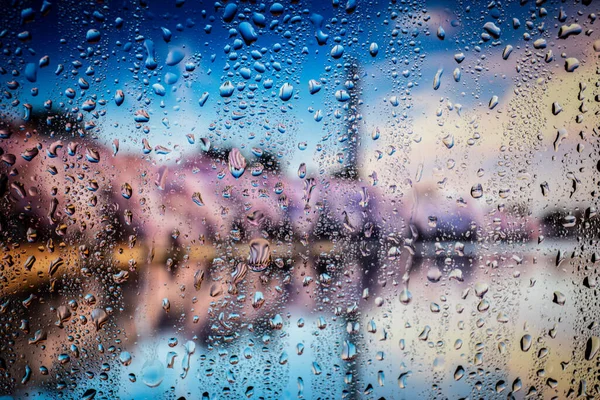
[2,0,550,177]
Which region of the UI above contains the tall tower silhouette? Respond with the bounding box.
[333,58,361,181]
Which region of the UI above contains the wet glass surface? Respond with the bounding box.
[0,0,599,399]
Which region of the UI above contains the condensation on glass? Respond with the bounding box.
[0,0,599,399]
